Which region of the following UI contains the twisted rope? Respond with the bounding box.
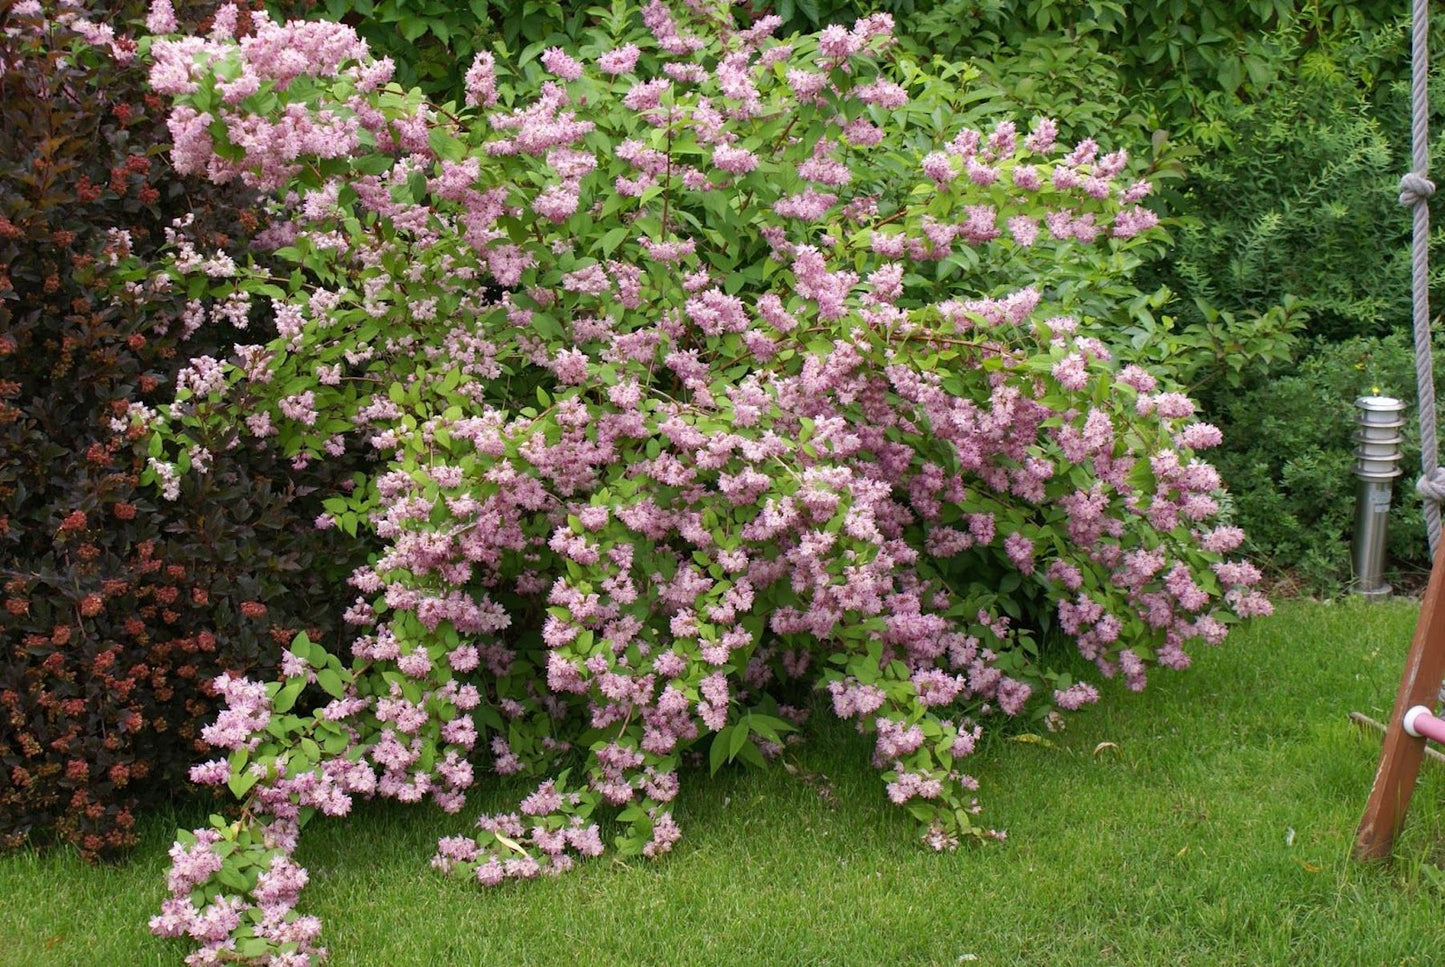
[1406,0,1441,556]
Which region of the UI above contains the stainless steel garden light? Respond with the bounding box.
[1352,396,1407,599]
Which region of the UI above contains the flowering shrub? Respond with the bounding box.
[0,0,363,860]
[135,1,1269,960]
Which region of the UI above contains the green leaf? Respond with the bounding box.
[217,864,253,892]
[1013,733,1055,748]
[289,631,315,664]
[728,719,749,758]
[353,153,395,176]
[317,667,346,699]
[238,937,271,959]
[228,768,260,799]
[272,681,303,714]
[1216,56,1244,93]
[746,713,796,742]
[600,225,630,257]
[709,726,732,775]
[736,741,766,769]
[428,127,468,163]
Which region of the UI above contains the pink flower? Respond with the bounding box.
[146,0,177,33]
[541,47,583,81]
[997,678,1033,715]
[623,78,670,111]
[549,348,589,384]
[1176,422,1223,450]
[1051,353,1088,390]
[1003,532,1035,574]
[598,44,641,75]
[1053,682,1099,711]
[854,80,907,108]
[187,759,230,785]
[1116,365,1157,393]
[788,68,827,102]
[921,152,956,184]
[1114,205,1160,238]
[465,52,498,108]
[712,144,758,174]
[1201,526,1245,553]
[1008,216,1038,247]
[843,117,883,146]
[532,183,580,223]
[1150,393,1196,419]
[279,391,318,426]
[773,188,837,221]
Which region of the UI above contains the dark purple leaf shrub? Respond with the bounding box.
[0,0,362,861]
[131,1,1270,960]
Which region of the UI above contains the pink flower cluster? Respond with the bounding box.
[150,828,325,965]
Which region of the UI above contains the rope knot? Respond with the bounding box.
[1418,468,1445,503]
[1400,171,1436,207]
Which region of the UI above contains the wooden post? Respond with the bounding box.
[1355,543,1445,860]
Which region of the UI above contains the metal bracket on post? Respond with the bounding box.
[1353,396,1407,599]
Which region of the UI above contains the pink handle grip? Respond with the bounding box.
[1403,705,1445,744]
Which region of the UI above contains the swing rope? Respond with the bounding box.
[1406,0,1445,556]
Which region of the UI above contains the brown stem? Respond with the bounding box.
[661,121,674,238]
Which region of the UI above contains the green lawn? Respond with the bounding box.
[6,597,1445,966]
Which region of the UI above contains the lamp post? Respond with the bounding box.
[1353,396,1407,599]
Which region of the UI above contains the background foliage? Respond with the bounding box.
[278,0,589,96]
[1211,334,1445,592]
[901,1,1445,586]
